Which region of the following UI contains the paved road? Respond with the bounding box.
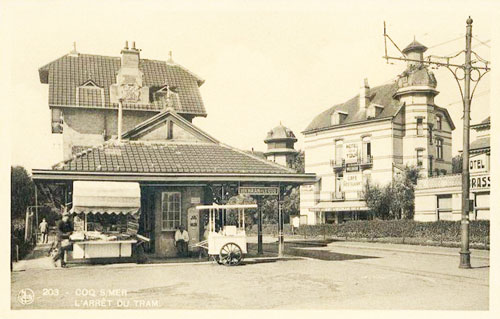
[11,240,489,310]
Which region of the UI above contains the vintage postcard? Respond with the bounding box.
[1,0,498,318]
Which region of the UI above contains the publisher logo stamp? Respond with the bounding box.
[18,288,35,305]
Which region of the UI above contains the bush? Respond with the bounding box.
[248,220,489,247]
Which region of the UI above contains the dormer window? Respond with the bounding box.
[331,111,348,125]
[81,80,100,88]
[367,104,384,119]
[76,80,104,107]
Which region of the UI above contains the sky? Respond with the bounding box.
[1,0,496,171]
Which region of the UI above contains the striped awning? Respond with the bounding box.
[72,181,141,215]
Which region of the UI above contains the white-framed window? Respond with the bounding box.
[362,136,371,162]
[416,149,423,167]
[428,155,433,176]
[428,124,433,145]
[335,172,343,193]
[335,140,343,165]
[167,120,173,140]
[161,192,181,231]
[436,115,442,131]
[416,118,424,136]
[437,194,452,220]
[436,138,443,160]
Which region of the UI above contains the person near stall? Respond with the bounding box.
[174,225,190,257]
[39,218,49,244]
[52,212,74,267]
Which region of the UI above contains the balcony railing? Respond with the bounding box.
[330,159,345,169]
[331,192,345,201]
[360,155,373,167]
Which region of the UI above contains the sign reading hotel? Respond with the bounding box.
[345,143,359,164]
[469,153,489,174]
[239,187,279,196]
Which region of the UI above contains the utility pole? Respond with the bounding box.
[459,17,473,269]
[383,17,490,269]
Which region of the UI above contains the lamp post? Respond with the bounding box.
[459,17,473,269]
[383,17,490,268]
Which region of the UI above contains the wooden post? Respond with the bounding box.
[278,186,284,258]
[257,198,263,255]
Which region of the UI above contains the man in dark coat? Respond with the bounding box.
[52,212,73,267]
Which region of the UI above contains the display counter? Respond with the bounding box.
[72,240,137,259]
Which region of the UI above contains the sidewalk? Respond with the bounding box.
[12,240,286,272]
[327,240,490,259]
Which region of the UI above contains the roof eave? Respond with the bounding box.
[302,116,393,135]
[32,169,318,184]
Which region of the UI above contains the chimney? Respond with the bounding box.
[360,78,370,109]
[121,40,140,69]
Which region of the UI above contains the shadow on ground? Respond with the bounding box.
[247,240,379,261]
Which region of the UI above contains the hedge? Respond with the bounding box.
[247,220,489,247]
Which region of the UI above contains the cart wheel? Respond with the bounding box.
[219,243,243,266]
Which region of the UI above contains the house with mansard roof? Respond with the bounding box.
[300,39,455,225]
[40,42,207,161]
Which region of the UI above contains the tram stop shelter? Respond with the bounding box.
[32,109,317,258]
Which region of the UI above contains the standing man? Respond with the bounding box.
[39,218,49,244]
[52,212,73,268]
[174,226,190,257]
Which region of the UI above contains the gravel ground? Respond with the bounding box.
[11,239,489,310]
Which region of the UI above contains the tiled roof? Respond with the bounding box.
[304,83,402,133]
[471,116,490,131]
[481,116,491,124]
[55,141,296,175]
[470,137,490,151]
[265,124,297,142]
[39,54,206,116]
[72,145,93,155]
[402,39,428,54]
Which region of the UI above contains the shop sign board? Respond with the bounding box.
[470,173,490,191]
[239,187,279,196]
[346,164,360,172]
[469,153,489,174]
[343,172,363,193]
[345,143,359,164]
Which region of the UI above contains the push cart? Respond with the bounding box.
[194,204,257,266]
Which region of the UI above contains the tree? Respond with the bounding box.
[363,180,392,219]
[11,166,35,220]
[292,150,305,173]
[389,166,420,219]
[227,194,257,228]
[452,154,463,174]
[364,165,420,220]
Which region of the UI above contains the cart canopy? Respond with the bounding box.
[72,181,141,215]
